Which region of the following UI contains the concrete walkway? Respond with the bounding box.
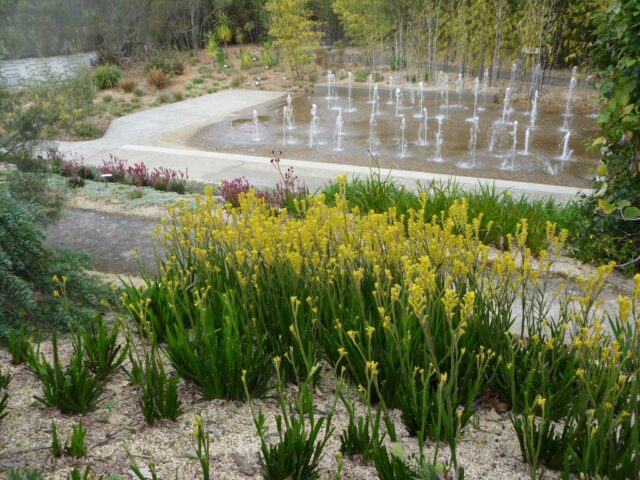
[57,89,592,201]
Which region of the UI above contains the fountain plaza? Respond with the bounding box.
[190,68,599,189]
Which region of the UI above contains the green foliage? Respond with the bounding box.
[0,191,46,328]
[28,333,104,414]
[322,176,575,255]
[216,46,227,67]
[261,43,279,67]
[213,12,234,51]
[51,420,63,457]
[193,415,211,480]
[128,342,183,424]
[161,289,273,400]
[1,72,93,158]
[144,52,185,77]
[244,357,336,480]
[338,387,376,459]
[74,121,101,139]
[68,467,93,480]
[0,369,9,422]
[6,169,67,224]
[77,316,127,381]
[5,468,46,480]
[240,48,254,70]
[66,419,87,458]
[266,0,323,79]
[94,64,123,89]
[575,0,640,272]
[0,368,10,389]
[353,70,371,82]
[125,444,159,480]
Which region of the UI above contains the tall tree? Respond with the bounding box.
[265,0,322,79]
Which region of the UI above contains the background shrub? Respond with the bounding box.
[118,78,136,93]
[94,64,123,90]
[147,68,171,90]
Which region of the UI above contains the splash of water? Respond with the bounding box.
[560,131,572,161]
[399,116,407,157]
[418,107,429,146]
[508,120,518,170]
[334,108,344,151]
[308,104,318,147]
[434,115,444,162]
[395,87,403,116]
[501,87,512,124]
[530,90,539,128]
[562,67,578,132]
[368,113,377,152]
[468,116,479,167]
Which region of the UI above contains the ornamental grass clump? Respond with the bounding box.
[123,178,639,479]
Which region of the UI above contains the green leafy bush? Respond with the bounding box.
[144,52,185,76]
[77,316,127,381]
[94,64,123,89]
[7,326,32,364]
[28,334,104,414]
[575,0,640,272]
[240,48,253,70]
[5,468,45,480]
[128,343,183,424]
[261,43,278,67]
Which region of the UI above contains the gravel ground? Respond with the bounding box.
[0,338,544,480]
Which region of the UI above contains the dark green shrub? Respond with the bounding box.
[0,369,9,422]
[579,0,640,272]
[144,52,184,76]
[5,468,46,480]
[28,333,104,414]
[128,344,183,424]
[77,316,127,381]
[0,368,11,389]
[94,64,123,89]
[261,43,278,67]
[51,420,63,457]
[0,391,8,422]
[7,325,31,365]
[354,70,371,82]
[7,326,32,364]
[66,419,87,458]
[74,121,101,139]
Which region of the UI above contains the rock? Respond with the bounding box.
[231,452,257,476]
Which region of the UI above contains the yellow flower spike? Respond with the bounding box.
[618,295,631,326]
[347,330,357,342]
[338,347,347,357]
[53,290,60,298]
[366,325,376,338]
[605,402,613,411]
[527,414,535,424]
[440,372,448,383]
[273,356,282,369]
[618,374,627,386]
[536,396,546,410]
[576,368,585,379]
[366,360,379,376]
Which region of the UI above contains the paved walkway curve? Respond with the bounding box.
[56,89,592,202]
